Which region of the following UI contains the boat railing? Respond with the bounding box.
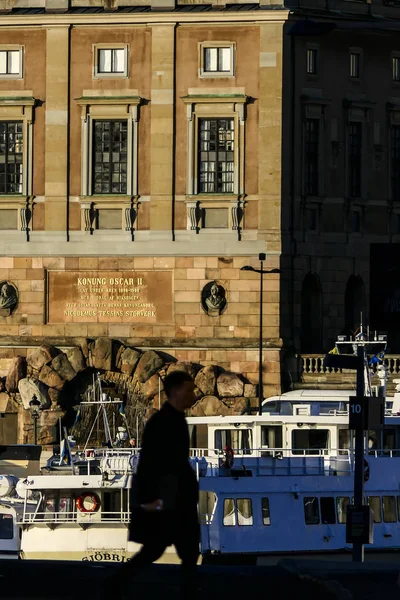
[18,510,131,525]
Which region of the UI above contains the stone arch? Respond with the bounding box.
[344,274,366,335]
[300,272,323,353]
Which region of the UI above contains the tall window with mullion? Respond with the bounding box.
[348,122,362,198]
[304,118,319,196]
[391,126,400,201]
[198,118,234,194]
[93,120,128,195]
[0,121,23,194]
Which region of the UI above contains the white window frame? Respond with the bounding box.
[93,44,129,79]
[199,42,235,78]
[306,44,319,77]
[0,46,23,80]
[349,47,362,81]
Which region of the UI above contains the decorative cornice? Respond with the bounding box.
[75,95,141,105]
[181,93,247,104]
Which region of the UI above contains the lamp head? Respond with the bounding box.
[240,265,255,272]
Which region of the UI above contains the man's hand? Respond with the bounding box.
[140,499,164,512]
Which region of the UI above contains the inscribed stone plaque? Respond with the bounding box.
[47,271,173,324]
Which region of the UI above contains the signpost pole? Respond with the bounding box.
[353,344,365,563]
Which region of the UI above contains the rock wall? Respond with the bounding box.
[1,338,260,445]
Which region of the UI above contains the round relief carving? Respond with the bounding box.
[0,281,19,316]
[201,280,227,316]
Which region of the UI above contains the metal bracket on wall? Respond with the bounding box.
[20,197,34,242]
[189,201,202,234]
[84,203,97,235]
[232,197,245,241]
[125,198,139,242]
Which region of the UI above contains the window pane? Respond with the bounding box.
[393,57,400,82]
[320,497,336,524]
[383,496,396,523]
[92,120,128,194]
[219,47,231,71]
[198,118,234,193]
[292,429,329,455]
[350,53,360,78]
[0,514,13,539]
[8,51,20,74]
[367,496,382,523]
[306,49,317,74]
[113,49,125,73]
[304,497,319,524]
[0,51,6,74]
[204,48,217,72]
[262,498,270,526]
[0,121,23,194]
[99,49,111,73]
[237,499,253,526]
[336,497,350,524]
[223,498,235,526]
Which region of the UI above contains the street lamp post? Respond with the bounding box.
[241,253,281,416]
[29,394,41,445]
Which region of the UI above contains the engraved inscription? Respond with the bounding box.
[48,271,173,324]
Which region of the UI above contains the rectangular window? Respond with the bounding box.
[391,126,400,202]
[92,120,128,195]
[351,211,361,233]
[348,122,362,198]
[382,496,397,523]
[0,121,23,195]
[261,425,283,453]
[304,497,320,525]
[204,47,231,73]
[320,497,336,524]
[336,497,350,524]
[223,498,236,526]
[237,498,253,526]
[367,496,382,523]
[0,208,18,230]
[198,118,234,194]
[304,119,319,196]
[393,56,400,82]
[261,498,271,525]
[306,48,317,75]
[98,48,125,74]
[350,53,360,78]
[0,514,13,539]
[201,207,229,229]
[292,429,330,455]
[0,50,20,75]
[214,429,252,455]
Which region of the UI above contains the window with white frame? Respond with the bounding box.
[0,48,23,79]
[199,43,235,78]
[94,45,128,78]
[198,118,234,194]
[350,51,361,79]
[306,48,318,75]
[93,120,128,194]
[0,121,23,194]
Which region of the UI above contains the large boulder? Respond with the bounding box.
[65,347,86,373]
[195,365,218,396]
[191,396,229,417]
[244,383,257,398]
[134,351,164,384]
[38,365,65,391]
[119,348,141,376]
[93,337,113,371]
[51,353,76,382]
[27,345,60,373]
[0,392,10,411]
[6,356,27,392]
[217,373,244,398]
[167,362,200,379]
[142,373,164,401]
[18,378,50,409]
[225,397,250,415]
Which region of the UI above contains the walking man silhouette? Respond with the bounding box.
[106,370,199,599]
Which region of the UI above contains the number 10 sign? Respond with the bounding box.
[349,396,385,431]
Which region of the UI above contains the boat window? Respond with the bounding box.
[0,514,13,539]
[237,499,253,526]
[338,430,351,455]
[336,497,350,524]
[45,496,57,513]
[214,429,253,455]
[261,498,271,525]
[304,497,319,525]
[320,497,336,524]
[382,496,397,523]
[292,429,330,455]
[58,497,74,520]
[223,498,236,526]
[368,429,396,454]
[261,426,283,454]
[367,497,382,523]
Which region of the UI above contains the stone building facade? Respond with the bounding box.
[0,0,285,441]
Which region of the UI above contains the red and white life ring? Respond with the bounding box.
[76,492,100,513]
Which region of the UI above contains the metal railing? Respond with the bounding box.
[18,510,131,525]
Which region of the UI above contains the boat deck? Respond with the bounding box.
[1,557,400,600]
